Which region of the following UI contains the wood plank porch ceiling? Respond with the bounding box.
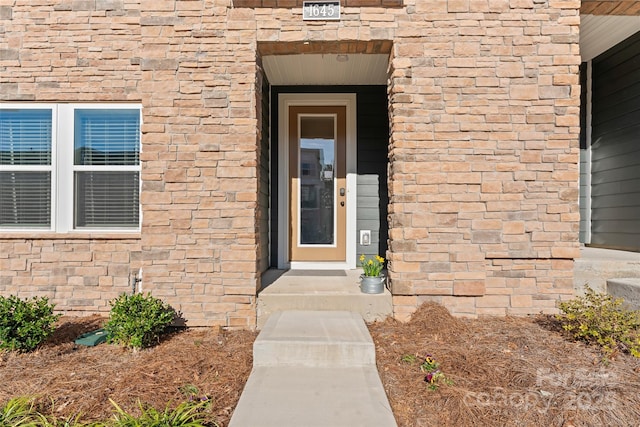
[258,40,392,56]
[582,1,640,15]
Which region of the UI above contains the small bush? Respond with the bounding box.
[104,293,175,350]
[0,396,39,427]
[0,396,213,427]
[557,286,640,359]
[36,398,97,427]
[401,353,453,391]
[109,399,214,427]
[37,413,94,427]
[0,295,61,352]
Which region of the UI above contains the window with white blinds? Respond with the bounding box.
[73,109,140,228]
[0,104,141,233]
[0,109,53,228]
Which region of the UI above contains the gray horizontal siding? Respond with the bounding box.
[356,87,388,260]
[357,174,381,256]
[590,31,640,251]
[579,62,589,244]
[579,149,590,243]
[259,71,270,273]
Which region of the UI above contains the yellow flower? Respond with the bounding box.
[360,254,384,277]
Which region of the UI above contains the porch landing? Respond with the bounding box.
[574,247,640,294]
[257,269,393,329]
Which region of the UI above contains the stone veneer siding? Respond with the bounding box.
[0,0,581,327]
[384,1,581,319]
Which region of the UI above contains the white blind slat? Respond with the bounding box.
[0,109,52,165]
[74,109,140,166]
[74,171,140,227]
[0,172,51,227]
[0,109,52,227]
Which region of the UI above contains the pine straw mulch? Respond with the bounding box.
[2,304,640,426]
[368,302,640,427]
[0,315,256,426]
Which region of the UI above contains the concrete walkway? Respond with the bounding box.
[229,311,397,427]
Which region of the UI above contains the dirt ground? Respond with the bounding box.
[1,303,640,426]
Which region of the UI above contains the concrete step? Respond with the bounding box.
[257,269,393,329]
[229,310,397,427]
[607,278,640,311]
[574,247,640,294]
[254,311,375,367]
[228,366,397,427]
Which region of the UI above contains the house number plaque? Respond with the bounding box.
[303,1,340,21]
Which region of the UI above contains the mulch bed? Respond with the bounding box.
[0,315,256,426]
[368,302,640,427]
[2,303,640,426]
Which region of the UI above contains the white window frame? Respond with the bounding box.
[0,103,142,234]
[0,104,57,231]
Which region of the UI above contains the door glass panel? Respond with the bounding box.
[299,116,335,245]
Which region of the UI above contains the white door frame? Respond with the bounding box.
[277,93,357,270]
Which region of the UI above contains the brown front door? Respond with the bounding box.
[289,106,347,262]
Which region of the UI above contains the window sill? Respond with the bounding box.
[0,232,142,240]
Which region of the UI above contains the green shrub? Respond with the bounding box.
[36,413,97,427]
[402,353,453,391]
[0,295,61,352]
[557,286,640,359]
[109,399,214,427]
[1,396,214,427]
[0,396,40,427]
[104,293,175,350]
[35,399,98,427]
